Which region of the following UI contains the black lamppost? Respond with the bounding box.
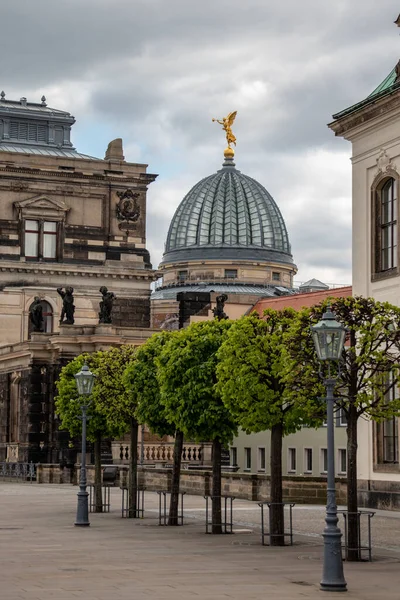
[311,305,347,592]
[74,363,96,527]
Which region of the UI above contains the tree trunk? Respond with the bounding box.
[212,437,222,534]
[168,430,184,525]
[128,416,139,518]
[270,422,284,546]
[94,432,102,513]
[347,406,359,561]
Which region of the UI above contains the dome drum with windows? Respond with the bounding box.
[157,118,297,297]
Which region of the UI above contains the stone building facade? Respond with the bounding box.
[0,94,159,463]
[329,16,400,509]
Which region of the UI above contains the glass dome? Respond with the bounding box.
[161,156,294,266]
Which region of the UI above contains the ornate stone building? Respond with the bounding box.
[329,16,400,509]
[152,147,298,326]
[0,94,158,463]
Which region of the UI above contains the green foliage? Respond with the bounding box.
[216,310,320,436]
[93,345,137,432]
[55,347,136,442]
[157,320,237,445]
[124,331,176,437]
[285,296,400,420]
[55,353,114,442]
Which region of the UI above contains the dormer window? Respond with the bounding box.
[24,220,57,259]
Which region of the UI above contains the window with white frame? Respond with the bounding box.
[337,406,347,427]
[24,220,58,259]
[288,448,296,472]
[321,448,328,474]
[304,448,313,473]
[338,449,347,474]
[258,447,266,471]
[244,447,251,470]
[230,447,237,467]
[376,372,400,464]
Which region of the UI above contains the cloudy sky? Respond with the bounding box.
[2,1,399,285]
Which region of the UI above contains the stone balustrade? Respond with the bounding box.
[35,464,347,505]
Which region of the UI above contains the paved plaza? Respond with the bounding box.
[2,483,400,599]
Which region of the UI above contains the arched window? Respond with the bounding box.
[28,300,53,338]
[373,177,398,276]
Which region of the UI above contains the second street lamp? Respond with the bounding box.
[311,305,347,593]
[74,363,96,527]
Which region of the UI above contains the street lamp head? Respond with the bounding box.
[311,304,346,362]
[74,363,96,396]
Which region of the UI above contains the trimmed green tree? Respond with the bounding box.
[123,331,184,525]
[93,345,138,517]
[157,320,237,533]
[216,309,321,545]
[286,296,400,560]
[55,352,125,512]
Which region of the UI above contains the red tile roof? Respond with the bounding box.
[252,286,352,314]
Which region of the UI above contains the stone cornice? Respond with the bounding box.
[329,91,400,138]
[0,260,161,281]
[0,164,157,187]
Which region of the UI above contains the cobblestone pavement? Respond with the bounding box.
[1,483,400,599]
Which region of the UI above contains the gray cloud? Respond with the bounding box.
[1,0,398,285]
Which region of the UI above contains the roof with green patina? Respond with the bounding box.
[332,66,400,120]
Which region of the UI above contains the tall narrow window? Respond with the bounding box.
[378,178,397,272]
[230,447,237,467]
[377,372,399,464]
[25,220,39,257]
[321,448,328,474]
[288,448,296,472]
[43,222,57,258]
[244,447,251,470]
[338,449,347,474]
[258,447,266,471]
[304,448,313,473]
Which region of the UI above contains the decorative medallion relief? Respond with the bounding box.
[116,189,142,232]
[376,149,396,173]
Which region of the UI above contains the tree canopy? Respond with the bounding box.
[216,309,321,434]
[157,320,237,444]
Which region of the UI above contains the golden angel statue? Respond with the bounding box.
[212,111,237,147]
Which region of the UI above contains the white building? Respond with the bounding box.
[329,17,400,509]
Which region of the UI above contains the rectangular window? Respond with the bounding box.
[24,220,58,260]
[337,407,347,427]
[230,447,237,467]
[43,221,57,258]
[288,448,296,472]
[258,447,266,471]
[304,448,313,473]
[383,417,398,463]
[377,372,400,464]
[244,447,251,470]
[338,449,347,474]
[321,448,328,474]
[24,220,39,257]
[178,270,188,282]
[272,271,281,281]
[225,269,237,279]
[379,178,397,272]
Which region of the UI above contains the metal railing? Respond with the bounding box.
[204,495,235,534]
[338,510,375,561]
[258,502,295,546]
[88,484,111,513]
[121,486,146,518]
[157,491,185,526]
[0,462,36,482]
